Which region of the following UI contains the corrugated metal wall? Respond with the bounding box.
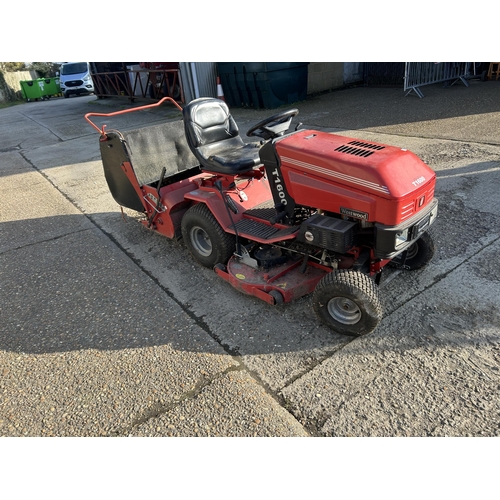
[343,63,364,84]
[179,62,217,103]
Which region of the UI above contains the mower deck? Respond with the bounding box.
[215,255,329,305]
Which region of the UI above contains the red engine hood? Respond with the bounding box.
[275,130,436,200]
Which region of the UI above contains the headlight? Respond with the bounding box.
[395,228,409,248]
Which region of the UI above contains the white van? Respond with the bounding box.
[59,62,94,98]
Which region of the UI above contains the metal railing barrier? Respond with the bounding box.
[404,62,471,98]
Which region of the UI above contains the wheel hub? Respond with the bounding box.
[327,297,361,325]
[190,226,212,256]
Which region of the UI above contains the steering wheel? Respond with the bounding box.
[246,108,299,140]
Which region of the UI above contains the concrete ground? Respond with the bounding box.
[0,79,499,438]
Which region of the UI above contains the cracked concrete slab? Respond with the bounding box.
[1,82,500,438]
[0,161,94,253]
[281,239,500,436]
[130,369,308,436]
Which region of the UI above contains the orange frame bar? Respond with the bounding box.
[84,97,183,135]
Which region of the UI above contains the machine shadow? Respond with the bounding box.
[1,209,496,359]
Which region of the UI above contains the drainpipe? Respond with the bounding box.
[190,62,200,99]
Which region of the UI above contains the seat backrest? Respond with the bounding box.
[183,98,245,160]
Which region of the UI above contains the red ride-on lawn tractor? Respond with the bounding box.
[85,97,438,336]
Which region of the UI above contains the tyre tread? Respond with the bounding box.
[181,203,235,267]
[313,269,383,336]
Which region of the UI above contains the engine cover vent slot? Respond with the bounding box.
[335,141,385,158]
[347,141,385,151]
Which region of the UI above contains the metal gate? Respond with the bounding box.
[404,62,471,98]
[90,62,184,102]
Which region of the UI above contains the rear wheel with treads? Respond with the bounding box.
[181,203,235,268]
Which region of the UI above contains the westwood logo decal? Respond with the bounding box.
[340,207,369,220]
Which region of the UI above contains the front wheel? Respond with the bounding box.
[181,204,235,268]
[391,232,435,270]
[313,270,383,336]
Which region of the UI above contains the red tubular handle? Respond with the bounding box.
[84,96,183,135]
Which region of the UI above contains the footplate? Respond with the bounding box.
[244,207,277,223]
[234,218,299,242]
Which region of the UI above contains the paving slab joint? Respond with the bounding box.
[108,365,245,436]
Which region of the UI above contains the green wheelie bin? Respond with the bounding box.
[38,77,61,98]
[20,80,43,101]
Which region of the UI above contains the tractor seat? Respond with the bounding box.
[183,97,261,175]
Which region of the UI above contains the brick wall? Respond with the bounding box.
[0,70,39,101]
